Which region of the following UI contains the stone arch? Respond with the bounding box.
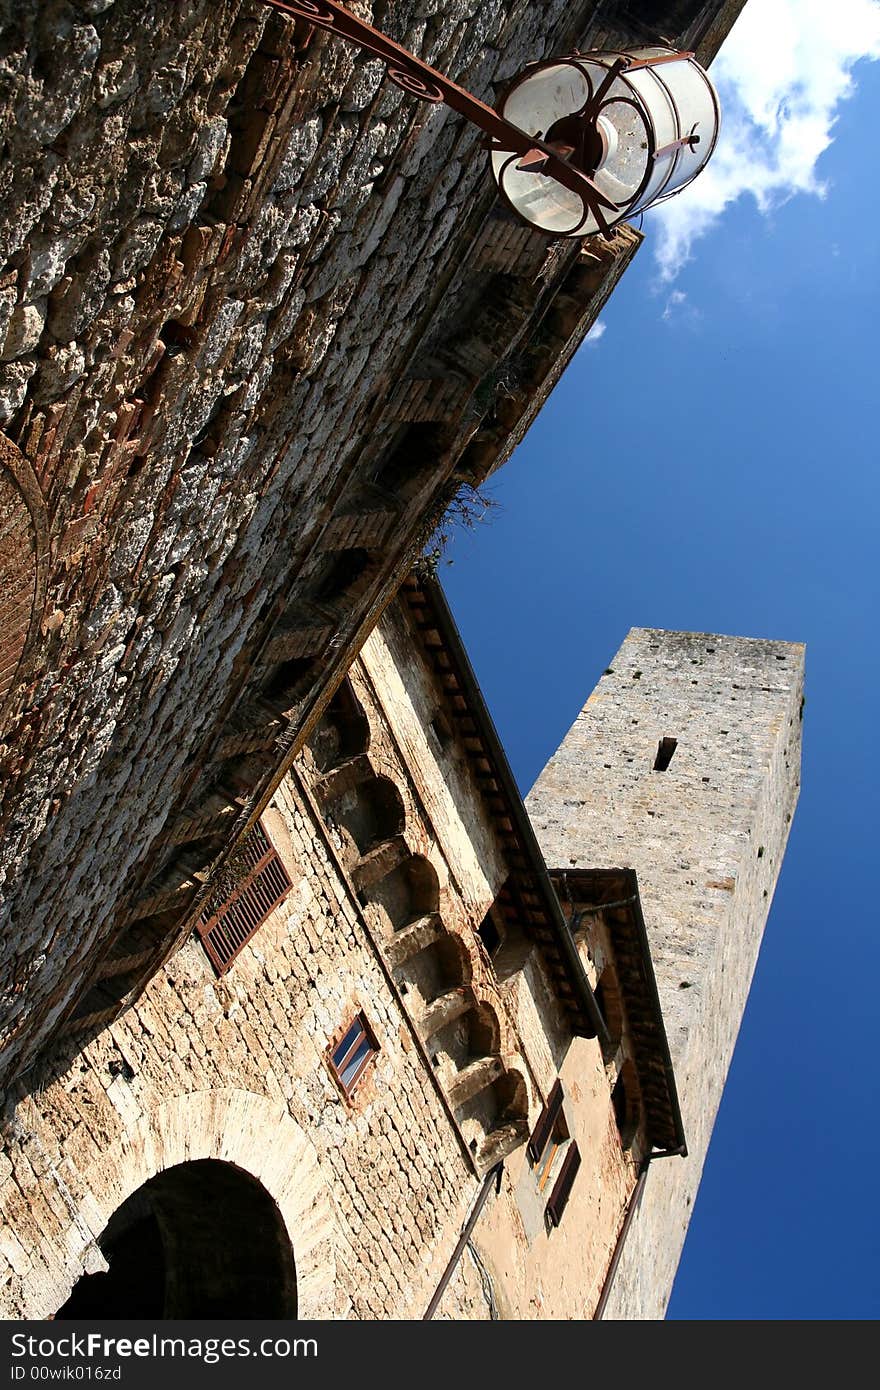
[55,1158,297,1319]
[310,677,370,774]
[15,1089,339,1321]
[324,772,405,861]
[366,853,440,932]
[0,434,48,729]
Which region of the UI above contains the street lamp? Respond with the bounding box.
[259,3,720,237]
[491,49,720,237]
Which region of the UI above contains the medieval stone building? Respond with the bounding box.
[0,574,803,1318]
[0,0,803,1322]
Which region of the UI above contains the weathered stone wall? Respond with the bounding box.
[0,595,648,1321]
[0,775,482,1318]
[526,627,804,1318]
[0,0,649,1090]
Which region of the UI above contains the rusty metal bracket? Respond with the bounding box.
[256,0,620,234]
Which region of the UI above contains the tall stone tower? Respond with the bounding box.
[525,627,804,1318]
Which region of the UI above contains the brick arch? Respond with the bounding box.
[310,676,371,774]
[324,771,406,861]
[0,435,48,728]
[16,1089,340,1320]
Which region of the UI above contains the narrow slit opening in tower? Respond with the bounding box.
[653,737,677,772]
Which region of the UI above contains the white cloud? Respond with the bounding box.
[649,0,880,279]
[583,318,607,345]
[661,289,687,320]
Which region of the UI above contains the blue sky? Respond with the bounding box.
[441,2,880,1319]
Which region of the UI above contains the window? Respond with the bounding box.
[476,908,503,958]
[611,1060,641,1150]
[529,1080,577,1221]
[534,1130,564,1193]
[528,1080,564,1164]
[545,1144,582,1227]
[196,822,292,975]
[329,1012,378,1097]
[653,736,677,771]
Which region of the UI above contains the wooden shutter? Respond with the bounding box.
[546,1143,581,1228]
[528,1079,564,1163]
[196,823,292,975]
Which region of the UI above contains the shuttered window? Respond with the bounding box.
[546,1143,582,1228]
[196,823,292,975]
[528,1079,564,1163]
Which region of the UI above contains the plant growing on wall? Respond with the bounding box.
[418,481,500,576]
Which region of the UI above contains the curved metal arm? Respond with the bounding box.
[258,0,619,231]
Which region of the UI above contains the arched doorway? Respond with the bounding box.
[55,1159,297,1319]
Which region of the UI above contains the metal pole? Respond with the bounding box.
[423,1162,503,1319]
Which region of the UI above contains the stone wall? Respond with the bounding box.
[526,627,805,1317]
[0,594,649,1320]
[0,0,651,1089]
[0,775,481,1318]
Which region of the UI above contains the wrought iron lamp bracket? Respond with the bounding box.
[257,0,622,234]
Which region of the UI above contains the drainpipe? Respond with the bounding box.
[423,1163,503,1319]
[592,1143,686,1320]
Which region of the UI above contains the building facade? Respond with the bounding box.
[0,0,800,1323]
[0,0,745,1095]
[0,579,803,1318]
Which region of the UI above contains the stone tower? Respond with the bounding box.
[525,627,804,1318]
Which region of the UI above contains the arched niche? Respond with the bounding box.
[396,932,471,1012]
[262,655,318,707]
[369,422,446,501]
[54,1158,297,1319]
[309,678,370,774]
[429,1000,500,1071]
[365,853,440,933]
[456,1065,529,1164]
[325,772,405,863]
[309,547,372,606]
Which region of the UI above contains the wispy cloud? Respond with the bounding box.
[650,0,880,279]
[662,289,687,321]
[582,319,607,345]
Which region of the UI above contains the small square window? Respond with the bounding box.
[329,1011,378,1097]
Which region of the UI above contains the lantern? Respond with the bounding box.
[490,47,721,237]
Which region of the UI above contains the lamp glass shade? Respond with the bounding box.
[490,47,720,237]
